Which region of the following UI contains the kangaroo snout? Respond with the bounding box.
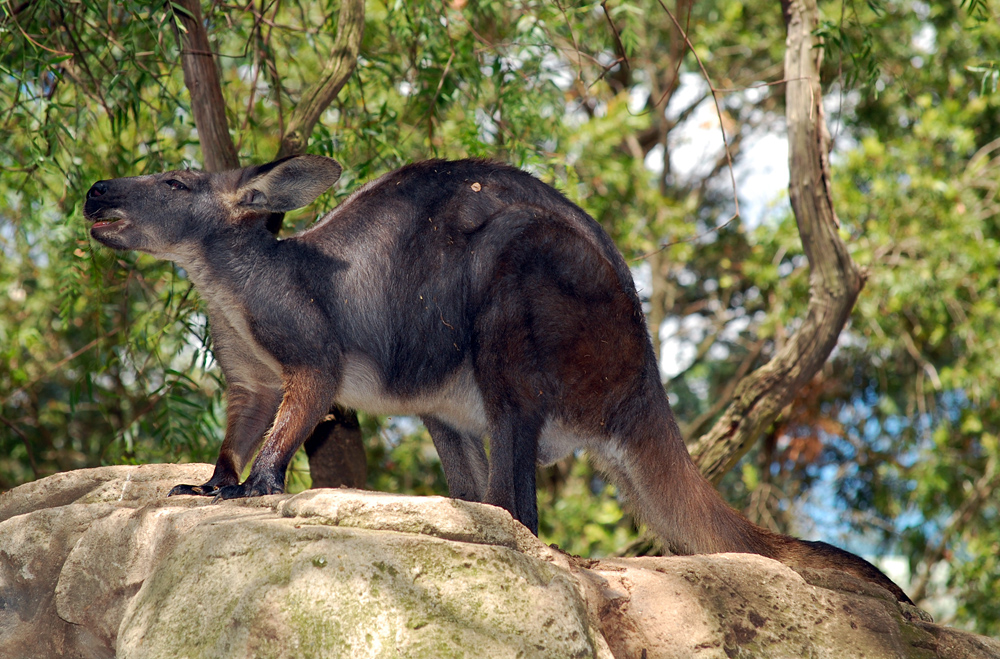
[83,182,119,226]
[87,181,109,199]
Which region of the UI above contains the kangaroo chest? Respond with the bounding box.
[201,284,285,391]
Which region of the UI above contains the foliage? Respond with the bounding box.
[2,0,1000,633]
[764,0,1000,631]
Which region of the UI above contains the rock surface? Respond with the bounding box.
[1,464,997,659]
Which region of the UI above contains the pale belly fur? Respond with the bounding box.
[335,353,600,466]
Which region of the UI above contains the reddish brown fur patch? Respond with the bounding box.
[216,385,282,475]
[256,369,337,470]
[623,440,777,557]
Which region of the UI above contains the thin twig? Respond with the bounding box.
[0,329,120,407]
[600,0,630,73]
[590,56,629,88]
[630,213,739,261]
[655,0,740,219]
[557,0,585,81]
[0,414,40,477]
[713,77,808,93]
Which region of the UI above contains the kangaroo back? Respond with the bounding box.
[84,156,912,604]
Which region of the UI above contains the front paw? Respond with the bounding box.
[168,483,221,497]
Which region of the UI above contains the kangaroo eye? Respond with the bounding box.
[165,179,189,191]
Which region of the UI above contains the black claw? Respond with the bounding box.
[213,485,244,501]
[168,483,222,497]
[168,483,201,496]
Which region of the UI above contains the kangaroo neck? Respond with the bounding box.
[179,227,283,294]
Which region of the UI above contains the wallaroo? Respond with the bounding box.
[85,155,911,604]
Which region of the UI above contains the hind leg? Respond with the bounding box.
[473,299,545,534]
[482,410,541,534]
[422,416,488,502]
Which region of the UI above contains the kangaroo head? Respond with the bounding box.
[84,155,342,259]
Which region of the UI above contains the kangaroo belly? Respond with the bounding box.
[537,418,601,465]
[337,353,602,462]
[336,354,488,435]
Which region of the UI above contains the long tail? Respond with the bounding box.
[602,414,912,605]
[770,536,913,604]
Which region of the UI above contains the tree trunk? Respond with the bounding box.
[688,0,865,483]
[304,407,368,489]
[172,0,240,172]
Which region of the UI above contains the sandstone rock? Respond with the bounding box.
[1,465,997,659]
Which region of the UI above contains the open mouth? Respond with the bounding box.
[91,218,124,230]
[85,206,128,232]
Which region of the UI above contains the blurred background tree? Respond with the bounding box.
[2,0,998,633]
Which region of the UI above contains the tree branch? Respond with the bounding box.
[681,337,766,441]
[0,414,40,478]
[276,0,364,159]
[688,0,866,483]
[269,0,367,489]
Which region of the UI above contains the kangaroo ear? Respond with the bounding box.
[236,155,342,212]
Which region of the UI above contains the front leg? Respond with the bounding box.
[216,367,337,499]
[169,384,282,496]
[170,308,284,497]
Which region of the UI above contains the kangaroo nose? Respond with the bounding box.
[87,181,109,199]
